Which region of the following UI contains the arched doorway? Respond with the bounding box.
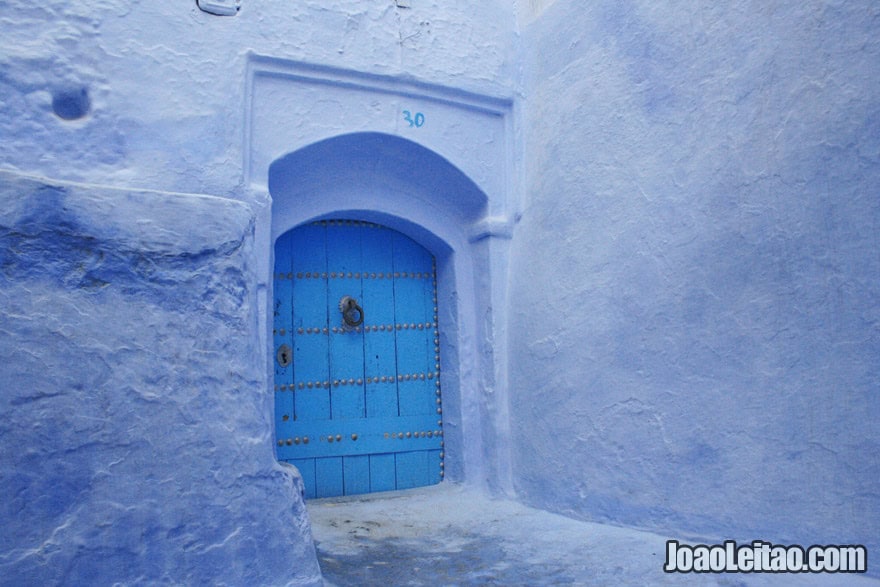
[273,219,444,498]
[264,131,513,497]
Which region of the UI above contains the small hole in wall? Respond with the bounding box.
[52,86,91,121]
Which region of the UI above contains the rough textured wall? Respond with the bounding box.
[0,0,516,198]
[0,171,321,585]
[511,0,880,566]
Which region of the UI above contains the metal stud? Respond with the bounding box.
[428,373,434,379]
[327,436,334,443]
[294,437,301,445]
[286,438,293,446]
[277,439,283,446]
[299,383,305,390]
[436,398,442,405]
[336,434,342,442]
[330,272,337,278]
[436,389,441,396]
[427,431,434,438]
[384,432,390,439]
[406,432,412,438]
[348,378,354,385]
[398,432,404,439]
[420,374,426,380]
[297,328,304,335]
[357,378,363,385]
[351,433,358,441]
[303,436,309,444]
[437,408,442,414]
[322,272,327,279]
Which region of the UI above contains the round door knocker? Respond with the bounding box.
[276,344,292,368]
[339,295,364,328]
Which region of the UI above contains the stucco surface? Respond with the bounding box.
[511,0,880,572]
[0,0,516,199]
[0,171,321,585]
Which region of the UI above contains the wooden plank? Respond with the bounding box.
[343,455,371,495]
[291,224,330,422]
[360,226,399,419]
[369,453,396,493]
[315,457,344,498]
[273,231,295,446]
[395,450,431,490]
[326,221,366,421]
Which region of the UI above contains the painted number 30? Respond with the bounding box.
[403,110,425,128]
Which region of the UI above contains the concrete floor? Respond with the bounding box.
[307,483,878,587]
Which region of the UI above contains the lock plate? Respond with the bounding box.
[276,344,292,368]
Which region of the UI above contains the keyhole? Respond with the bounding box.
[276,344,293,367]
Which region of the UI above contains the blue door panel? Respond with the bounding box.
[290,225,331,422]
[396,450,432,490]
[275,220,443,498]
[325,223,366,421]
[343,455,371,495]
[274,231,295,443]
[369,454,396,492]
[316,457,344,498]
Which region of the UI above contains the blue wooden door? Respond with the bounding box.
[273,220,444,498]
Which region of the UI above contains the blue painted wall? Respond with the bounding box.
[2,0,878,581]
[0,172,321,585]
[0,1,515,584]
[511,0,879,569]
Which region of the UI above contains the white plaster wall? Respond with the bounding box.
[510,0,880,570]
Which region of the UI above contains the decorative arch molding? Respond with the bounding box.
[247,56,517,494]
[268,132,488,241]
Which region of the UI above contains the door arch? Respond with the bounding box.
[264,132,511,496]
[273,219,444,498]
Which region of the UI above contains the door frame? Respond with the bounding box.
[252,132,514,495]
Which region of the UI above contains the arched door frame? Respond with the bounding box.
[253,132,513,494]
